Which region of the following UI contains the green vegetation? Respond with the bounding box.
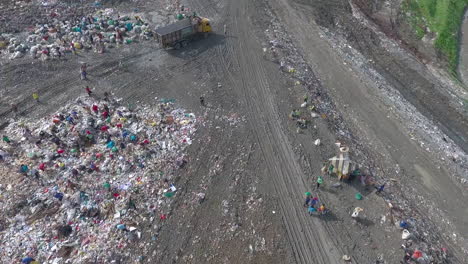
[402,0,468,72]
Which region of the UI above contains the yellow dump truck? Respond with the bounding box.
[155,15,212,49]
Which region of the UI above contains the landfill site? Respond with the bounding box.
[0,0,467,263]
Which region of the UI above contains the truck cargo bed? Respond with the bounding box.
[155,19,192,36]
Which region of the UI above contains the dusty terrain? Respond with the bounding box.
[1,0,467,263]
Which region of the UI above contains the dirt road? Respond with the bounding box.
[156,0,467,262]
[195,0,343,262]
[188,0,467,262]
[1,0,467,263]
[152,0,347,261]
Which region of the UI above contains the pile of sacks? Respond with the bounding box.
[0,8,154,60]
[0,96,197,263]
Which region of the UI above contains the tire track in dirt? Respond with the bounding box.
[196,0,313,261]
[191,0,345,262]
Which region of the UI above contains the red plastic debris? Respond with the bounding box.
[412,250,422,259]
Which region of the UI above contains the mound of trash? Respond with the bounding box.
[0,6,153,60]
[0,96,197,263]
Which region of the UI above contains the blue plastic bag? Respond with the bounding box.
[54,192,64,201]
[107,141,115,148]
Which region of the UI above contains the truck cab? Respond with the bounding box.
[200,18,212,33]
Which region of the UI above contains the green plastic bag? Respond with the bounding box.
[355,193,363,200]
[125,23,133,31]
[164,192,174,198]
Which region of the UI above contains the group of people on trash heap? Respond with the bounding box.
[303,192,327,215]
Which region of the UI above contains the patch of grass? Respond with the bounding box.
[415,24,426,39]
[402,0,468,73]
[402,1,426,39]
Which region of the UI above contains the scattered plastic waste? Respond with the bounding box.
[399,220,409,229]
[412,250,423,259]
[0,95,198,262]
[351,207,363,218]
[402,229,411,240]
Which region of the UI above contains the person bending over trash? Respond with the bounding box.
[318,204,327,215]
[85,86,92,96]
[304,196,311,207]
[311,197,318,208]
[308,205,317,215]
[303,192,312,207]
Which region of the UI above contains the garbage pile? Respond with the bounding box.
[0,7,153,60]
[0,96,197,263]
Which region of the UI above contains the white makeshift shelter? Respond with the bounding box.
[328,146,358,180]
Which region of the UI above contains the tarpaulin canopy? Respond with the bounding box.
[328,149,358,180]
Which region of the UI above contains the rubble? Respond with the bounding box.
[0,95,197,263]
